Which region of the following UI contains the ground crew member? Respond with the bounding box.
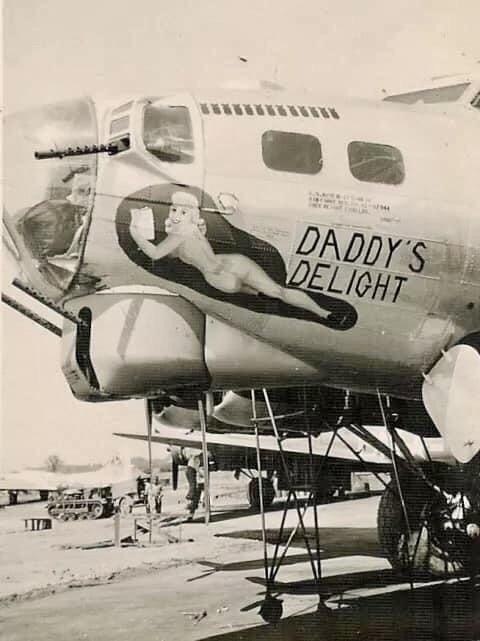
[185,452,203,520]
[145,476,163,514]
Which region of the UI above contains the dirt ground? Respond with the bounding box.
[1,474,479,640]
[0,474,251,602]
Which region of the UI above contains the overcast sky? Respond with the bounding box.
[2,0,479,471]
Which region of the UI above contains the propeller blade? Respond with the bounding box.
[172,458,179,491]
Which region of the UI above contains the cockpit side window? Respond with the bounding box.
[348,141,405,185]
[143,104,194,163]
[262,130,323,174]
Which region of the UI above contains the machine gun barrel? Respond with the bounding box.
[34,140,129,159]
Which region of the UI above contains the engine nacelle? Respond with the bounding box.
[61,292,209,399]
[213,390,298,428]
[61,293,324,401]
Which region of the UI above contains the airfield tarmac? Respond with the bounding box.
[1,475,479,641]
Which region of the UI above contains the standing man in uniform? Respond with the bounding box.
[184,450,203,521]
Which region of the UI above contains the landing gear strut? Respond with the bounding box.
[378,474,480,577]
[373,391,480,579]
[251,388,330,623]
[248,386,480,624]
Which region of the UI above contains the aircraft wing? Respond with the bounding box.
[115,422,453,470]
[114,425,394,469]
[0,471,63,491]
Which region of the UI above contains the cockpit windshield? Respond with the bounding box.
[384,82,471,105]
[4,97,98,296]
[143,102,194,163]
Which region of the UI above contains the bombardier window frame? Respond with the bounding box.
[261,130,323,175]
[348,141,405,186]
[5,96,98,294]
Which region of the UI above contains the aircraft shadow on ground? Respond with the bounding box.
[193,526,480,639]
[203,503,283,524]
[217,526,385,558]
[245,567,401,596]
[204,578,480,641]
[204,494,374,525]
[187,527,383,581]
[206,498,330,524]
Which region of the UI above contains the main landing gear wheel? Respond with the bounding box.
[378,477,480,577]
[248,477,275,510]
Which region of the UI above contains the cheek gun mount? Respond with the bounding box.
[34,138,130,160]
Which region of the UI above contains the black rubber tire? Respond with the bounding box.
[377,479,464,577]
[248,478,275,510]
[119,496,133,515]
[378,482,407,572]
[90,502,104,520]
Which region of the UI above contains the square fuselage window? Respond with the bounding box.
[348,141,405,185]
[262,130,322,174]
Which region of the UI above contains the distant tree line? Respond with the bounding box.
[43,455,102,474]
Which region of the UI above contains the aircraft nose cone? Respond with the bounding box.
[4,97,99,301]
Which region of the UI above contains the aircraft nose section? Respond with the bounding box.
[4,97,98,300]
